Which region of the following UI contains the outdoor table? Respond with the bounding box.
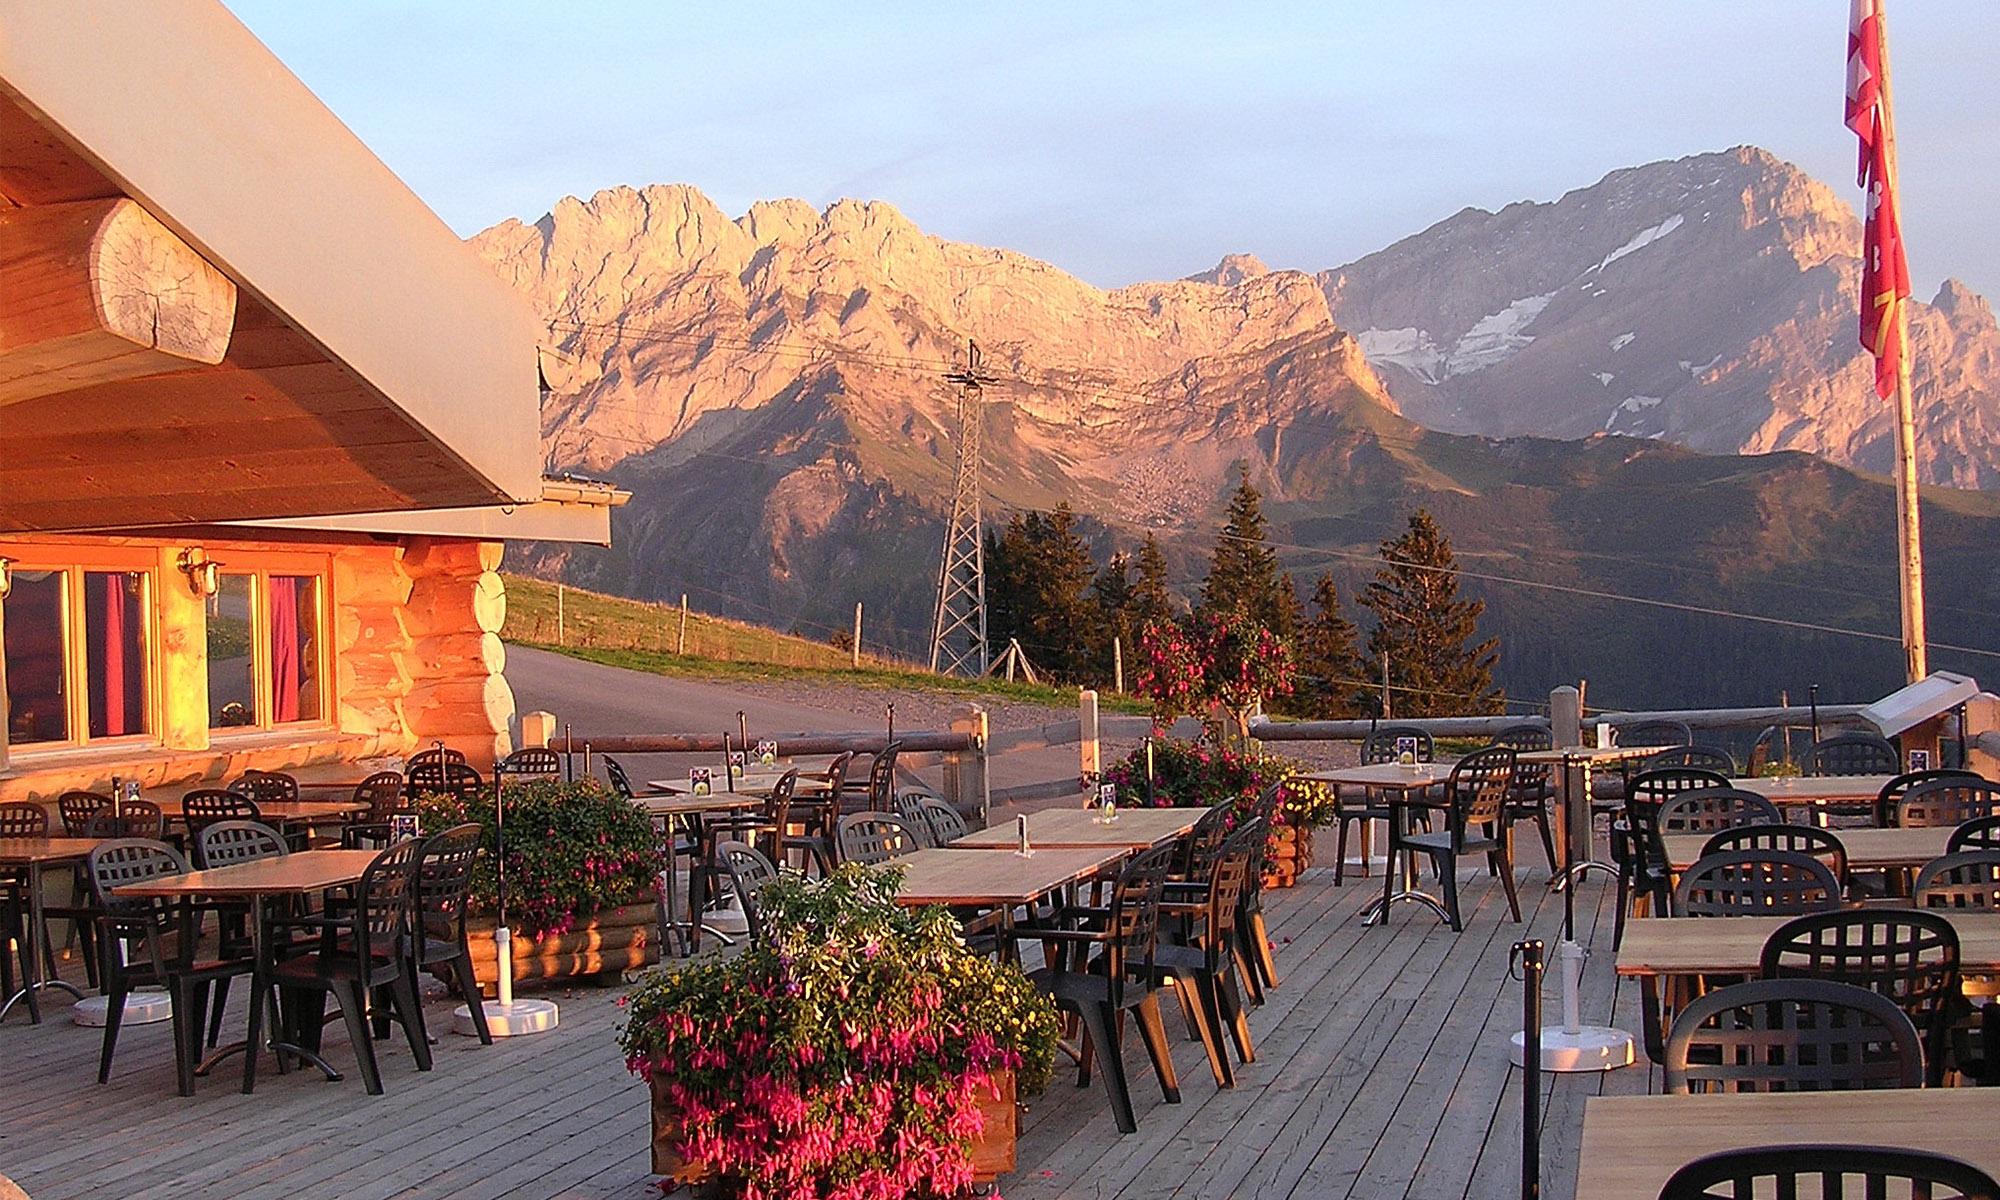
[890,845,1128,962]
[1731,773,1896,814]
[1663,825,1954,873]
[1575,1089,2000,1200]
[646,773,833,797]
[1308,763,1456,927]
[0,837,103,1024]
[1516,745,1669,890]
[952,807,1201,850]
[113,848,379,1093]
[155,797,370,827]
[632,794,766,957]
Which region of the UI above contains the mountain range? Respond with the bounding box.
[472,147,2000,709]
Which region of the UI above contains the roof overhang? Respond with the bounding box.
[232,479,630,547]
[0,0,543,532]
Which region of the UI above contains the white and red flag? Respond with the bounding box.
[1846,0,1911,398]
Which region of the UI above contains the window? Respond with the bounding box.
[208,567,327,732]
[2,563,153,748]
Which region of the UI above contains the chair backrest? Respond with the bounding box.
[713,839,779,944]
[1644,745,1737,774]
[1629,767,1732,806]
[1361,726,1434,764]
[1759,909,1961,1070]
[893,790,938,848]
[1620,719,1692,748]
[1899,778,2000,829]
[1700,823,1848,888]
[913,796,968,848]
[1202,818,1263,957]
[1950,815,2000,854]
[83,799,164,839]
[836,812,917,865]
[1671,849,1843,918]
[1658,787,1783,835]
[86,838,190,926]
[409,760,485,800]
[0,801,48,837]
[57,790,108,835]
[1446,744,1516,841]
[602,755,638,801]
[233,770,299,805]
[1493,723,1553,793]
[496,747,561,781]
[865,743,903,809]
[1808,731,1900,777]
[409,746,469,771]
[1657,1145,2000,1200]
[193,820,288,870]
[1662,977,1925,1094]
[823,751,856,795]
[353,839,421,964]
[353,771,409,820]
[1915,851,2000,911]
[414,823,484,942]
[1876,769,1983,827]
[1102,843,1176,1008]
[759,770,800,847]
[182,788,261,832]
[1174,803,1233,880]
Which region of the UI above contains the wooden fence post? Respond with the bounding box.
[852,602,863,668]
[945,703,990,827]
[556,583,565,645]
[519,711,557,749]
[677,594,688,655]
[1549,685,1582,749]
[1112,636,1124,694]
[1078,689,1100,785]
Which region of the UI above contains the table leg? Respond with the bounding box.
[201,893,342,1090]
[1553,759,1618,891]
[1359,795,1451,927]
[1,860,87,1024]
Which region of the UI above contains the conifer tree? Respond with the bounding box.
[1198,466,1293,638]
[1296,572,1364,718]
[1129,534,1175,631]
[1358,508,1501,716]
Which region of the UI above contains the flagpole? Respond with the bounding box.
[1874,0,1928,683]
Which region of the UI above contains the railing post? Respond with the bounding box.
[1550,685,1581,749]
[519,711,556,749]
[1078,688,1100,787]
[946,703,990,826]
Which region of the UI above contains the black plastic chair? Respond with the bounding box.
[408,746,469,771]
[341,771,413,849]
[1658,787,1783,835]
[1623,720,1694,749]
[893,791,941,849]
[1876,769,1984,827]
[0,802,47,1000]
[271,840,432,1095]
[1699,823,1849,892]
[860,742,903,813]
[1761,909,1962,1086]
[182,789,261,833]
[1026,843,1180,1135]
[1916,851,2000,910]
[232,770,299,806]
[1663,977,1925,1093]
[410,823,491,1046]
[496,747,561,781]
[835,811,918,865]
[1362,726,1435,764]
[897,792,968,849]
[87,839,255,1096]
[1644,745,1737,774]
[1331,728,1437,884]
[1808,731,1899,777]
[1900,778,2000,829]
[1670,849,1843,918]
[83,800,165,839]
[58,790,107,835]
[1494,723,1558,872]
[1658,1145,2000,1200]
[712,839,779,944]
[1613,768,1731,946]
[1238,783,1285,1002]
[1392,744,1520,932]
[1152,818,1262,1088]
[408,760,485,801]
[190,820,290,1048]
[1951,815,2000,854]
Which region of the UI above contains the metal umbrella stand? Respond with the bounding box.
[454,763,558,1037]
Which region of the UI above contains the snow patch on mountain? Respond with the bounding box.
[1588,213,1684,273]
[1603,394,1663,431]
[1360,290,1555,383]
[1610,332,1637,352]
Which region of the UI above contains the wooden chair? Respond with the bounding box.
[1663,977,1925,1093]
[1658,1145,2000,1200]
[1670,849,1843,918]
[1761,909,1962,1086]
[1390,744,1519,932]
[835,812,918,866]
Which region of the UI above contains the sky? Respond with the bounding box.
[226,1,2000,300]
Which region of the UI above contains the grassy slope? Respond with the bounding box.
[502,575,1150,714]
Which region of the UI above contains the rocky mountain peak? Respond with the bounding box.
[1185,253,1272,287]
[1934,278,1996,328]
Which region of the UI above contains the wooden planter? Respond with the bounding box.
[650,1069,1018,1191]
[1262,823,1314,889]
[465,899,659,995]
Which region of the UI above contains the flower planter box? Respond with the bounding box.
[1262,823,1314,889]
[465,898,659,996]
[649,1069,1018,1190]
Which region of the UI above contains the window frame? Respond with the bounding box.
[206,551,333,737]
[0,547,160,753]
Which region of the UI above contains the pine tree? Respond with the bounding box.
[1296,572,1364,718]
[1359,508,1501,716]
[1087,552,1136,683]
[1198,466,1293,638]
[1129,534,1175,631]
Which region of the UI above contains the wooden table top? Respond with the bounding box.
[1516,745,1669,765]
[631,794,766,818]
[155,798,368,822]
[0,837,104,865]
[1615,910,2000,976]
[112,849,381,898]
[646,774,832,796]
[1306,762,1454,790]
[1664,825,1954,872]
[889,846,1127,906]
[1575,1089,2000,1200]
[1729,774,1900,804]
[953,807,1202,850]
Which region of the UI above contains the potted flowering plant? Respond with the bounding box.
[414,778,665,990]
[1099,737,1336,888]
[620,866,1062,1197]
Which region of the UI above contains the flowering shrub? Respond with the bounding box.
[413,778,663,939]
[1100,736,1338,831]
[620,866,1062,1199]
[1136,610,1295,723]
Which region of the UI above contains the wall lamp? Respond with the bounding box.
[177,548,223,597]
[0,556,12,599]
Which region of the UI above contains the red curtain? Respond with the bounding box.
[271,575,300,723]
[100,576,127,737]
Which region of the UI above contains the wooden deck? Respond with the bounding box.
[1,859,1649,1199]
